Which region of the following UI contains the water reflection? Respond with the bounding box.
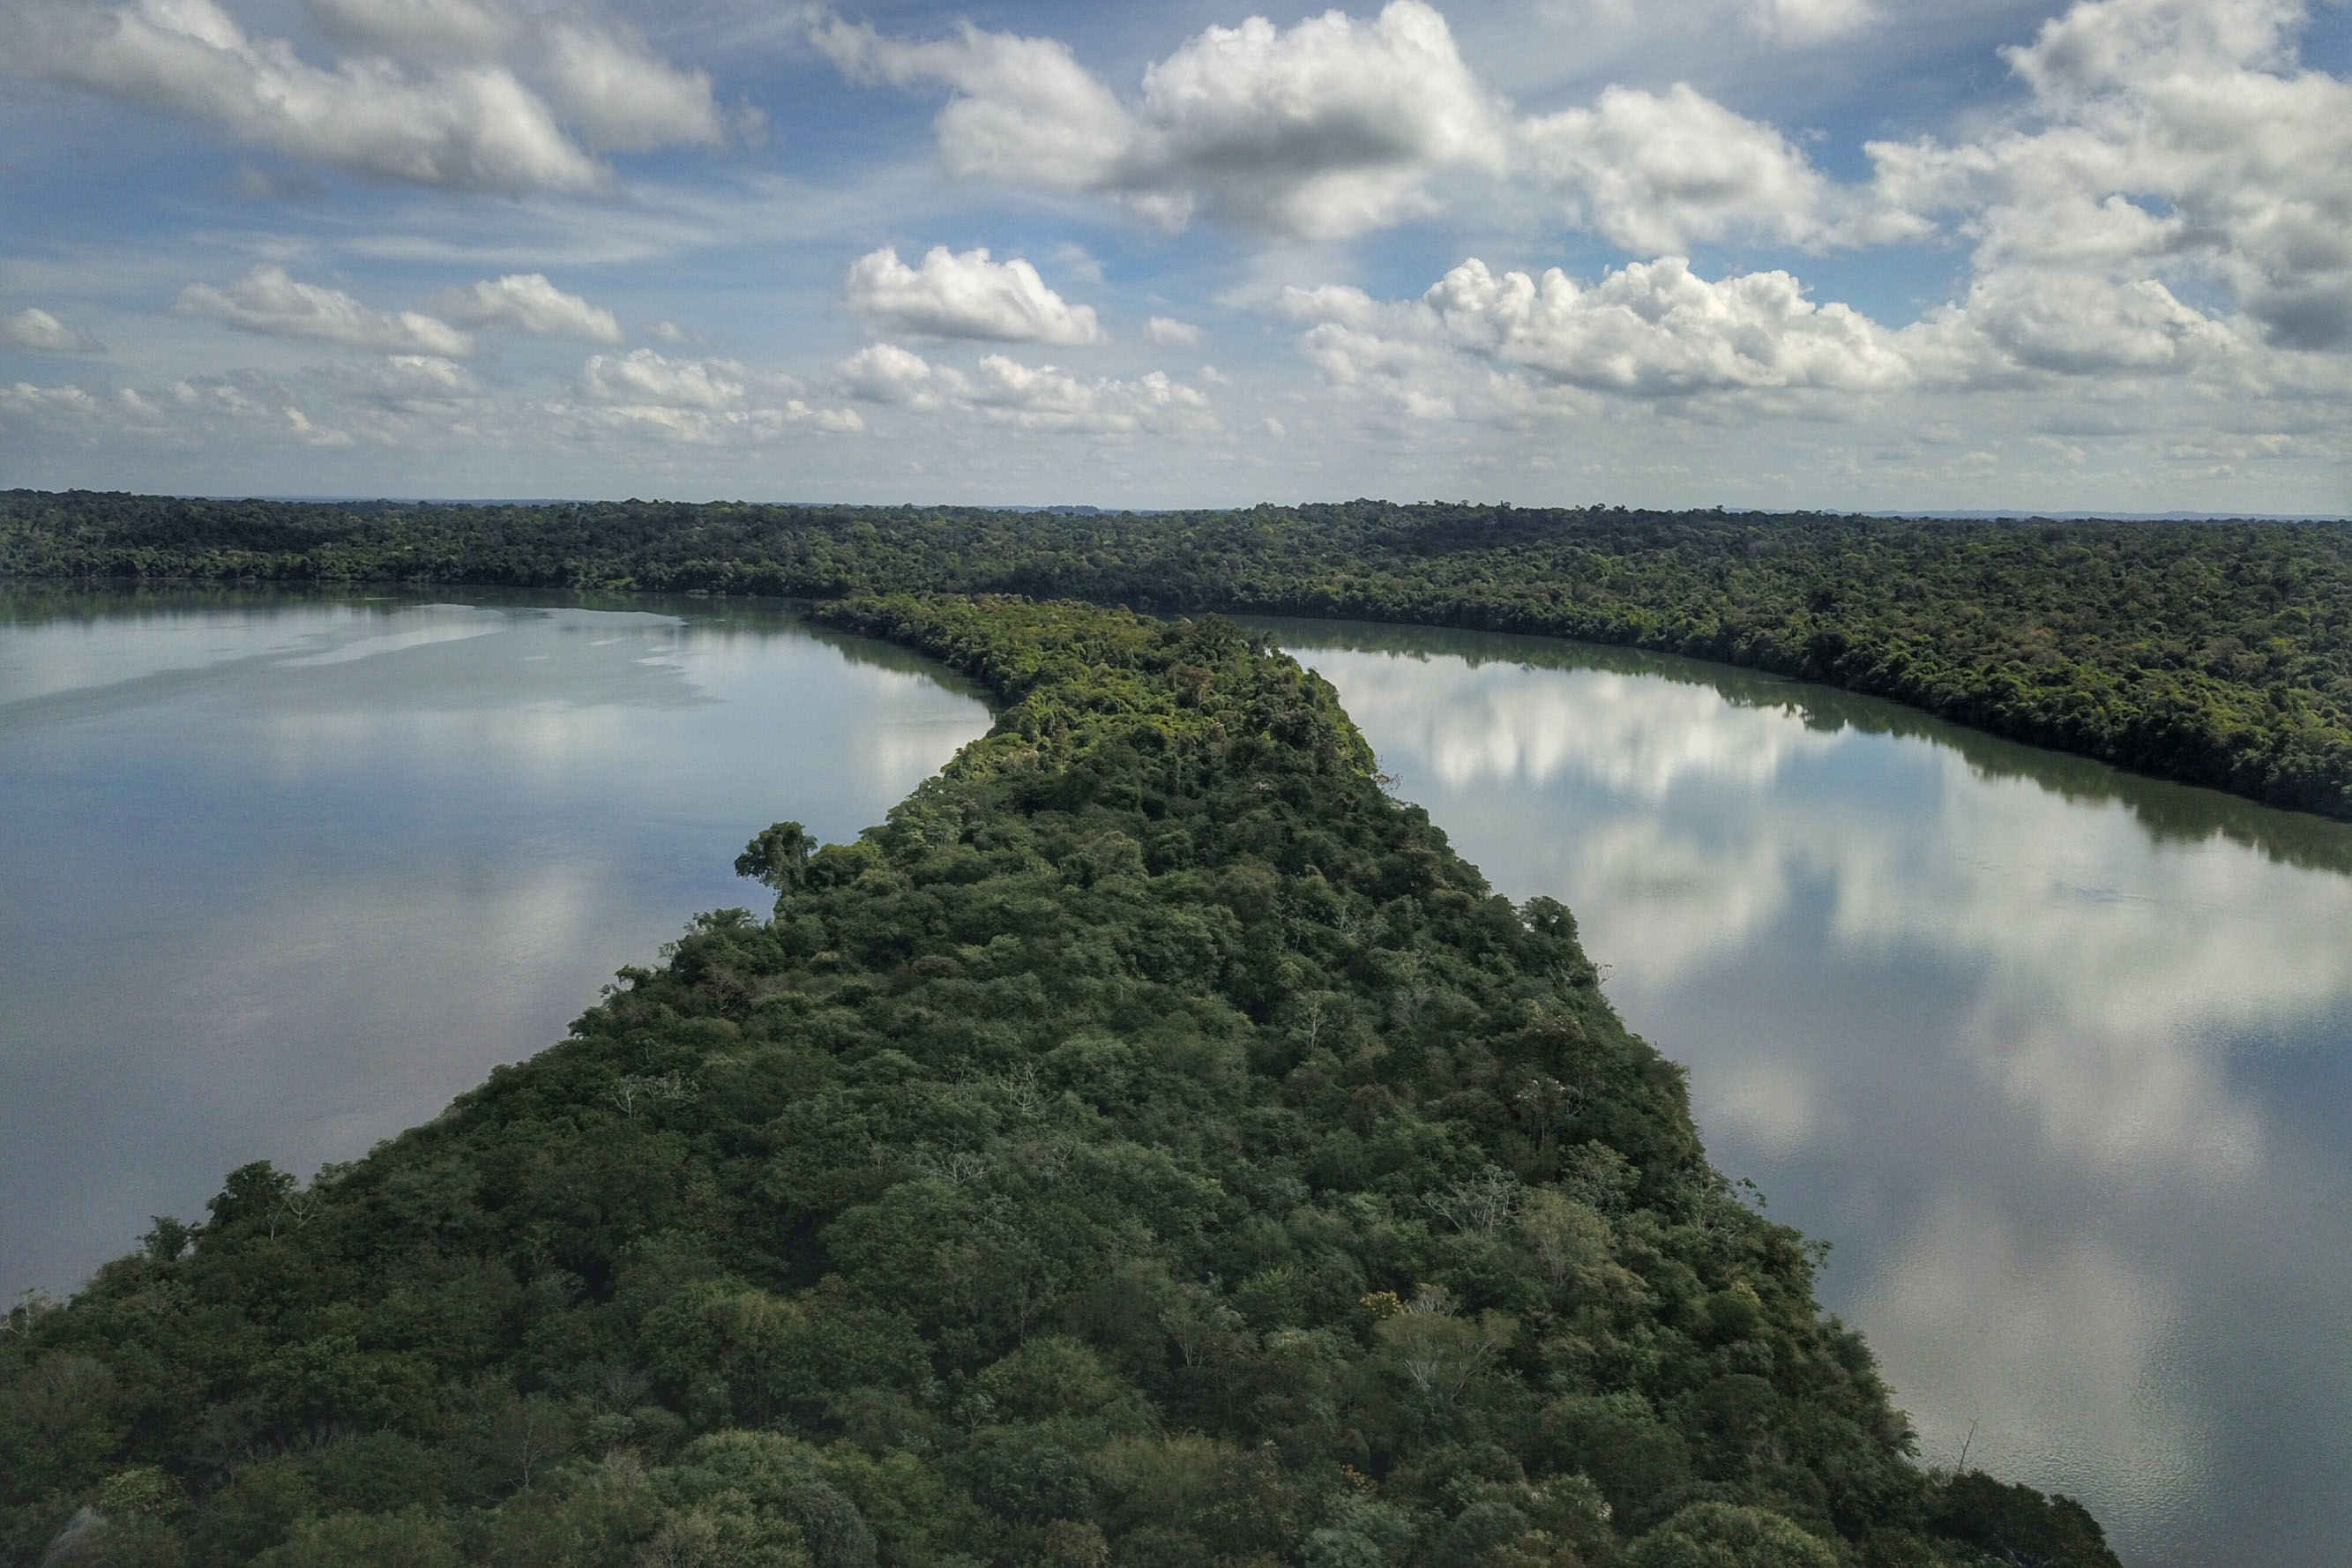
[1260,618,2352,1568]
[0,590,992,1301]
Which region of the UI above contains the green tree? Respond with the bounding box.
[736,821,816,892]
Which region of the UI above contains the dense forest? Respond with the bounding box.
[3,490,2346,819]
[2,597,2117,1568]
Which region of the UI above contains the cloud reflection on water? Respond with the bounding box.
[1867,1193,2204,1539]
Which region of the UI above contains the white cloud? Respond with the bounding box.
[832,342,1215,435]
[537,20,722,152]
[816,4,1973,250]
[175,265,475,355]
[816,1,1509,240]
[811,16,1133,190]
[580,347,763,409]
[1938,270,2248,378]
[0,308,106,355]
[840,245,1106,345]
[958,355,1210,433]
[1429,257,1915,393]
[571,348,862,442]
[1126,1,1509,236]
[429,273,623,342]
[836,341,938,405]
[1868,0,2352,351]
[6,0,728,192]
[1519,83,1915,251]
[1145,316,1205,348]
[1275,226,2345,434]
[2,0,608,193]
[1285,256,1915,405]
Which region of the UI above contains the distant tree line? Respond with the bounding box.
[4,490,2346,818]
[1,598,2119,1567]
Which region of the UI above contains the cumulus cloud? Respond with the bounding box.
[1520,83,1901,251]
[811,16,1133,189]
[537,20,722,152]
[0,308,106,355]
[1868,0,2352,350]
[957,355,1210,433]
[3,0,728,193]
[833,342,1214,435]
[813,0,1955,252]
[1124,1,1509,235]
[571,347,862,442]
[1274,236,2339,442]
[815,1,1509,239]
[1,0,608,193]
[1284,257,1914,405]
[818,1,1908,248]
[1428,257,1914,393]
[841,246,1106,345]
[822,3,2010,250]
[175,265,474,355]
[581,348,766,409]
[835,341,938,404]
[1145,316,1204,347]
[1936,270,2248,378]
[789,0,2286,357]
[429,273,623,342]
[1272,0,2352,426]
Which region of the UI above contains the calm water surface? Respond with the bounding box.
[0,588,991,1300]
[1258,619,2352,1568]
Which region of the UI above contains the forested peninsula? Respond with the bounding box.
[3,597,2116,1568]
[4,490,2348,819]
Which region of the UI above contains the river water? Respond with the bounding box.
[0,589,992,1301]
[3,593,2347,1566]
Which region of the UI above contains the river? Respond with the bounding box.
[4,591,2347,1566]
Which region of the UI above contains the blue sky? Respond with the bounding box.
[2,0,2348,511]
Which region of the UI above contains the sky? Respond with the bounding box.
[1,0,2348,511]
